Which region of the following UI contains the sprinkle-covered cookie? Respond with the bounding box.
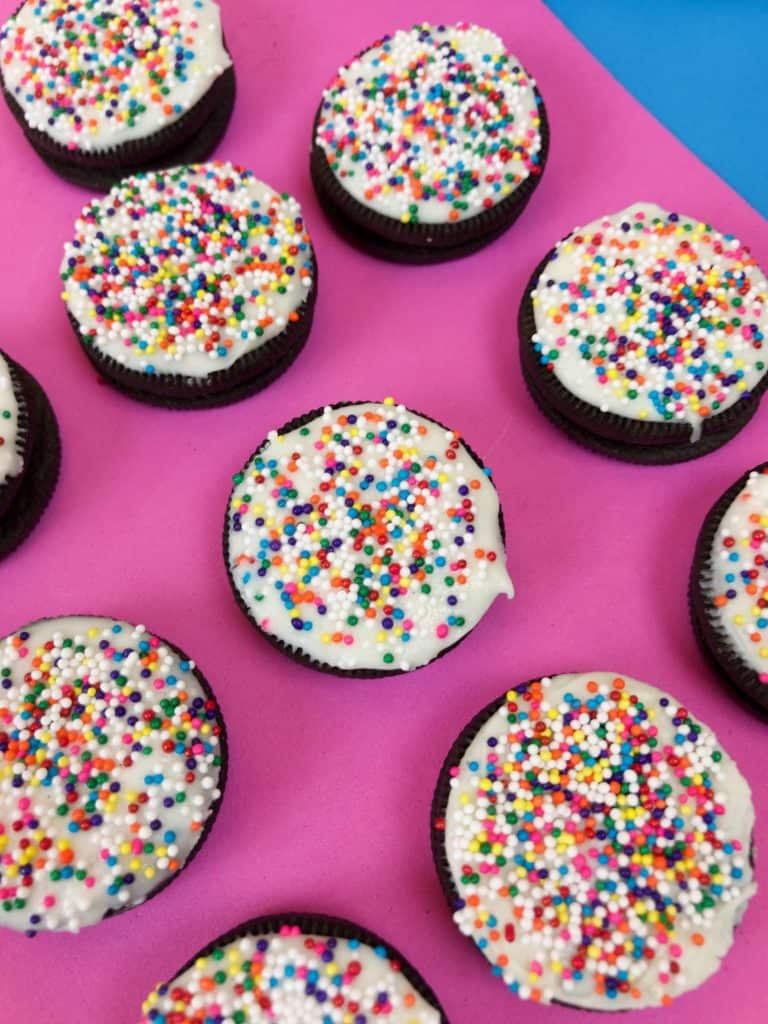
[61,162,316,408]
[432,672,756,1009]
[690,463,768,714]
[310,23,548,263]
[140,912,448,1023]
[0,349,60,561]
[0,616,226,933]
[519,203,768,463]
[0,0,235,190]
[224,399,513,676]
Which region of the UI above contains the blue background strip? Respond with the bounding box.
[545,0,768,218]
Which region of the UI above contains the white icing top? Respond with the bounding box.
[0,352,23,485]
[140,925,442,1023]
[530,203,768,441]
[0,616,225,933]
[226,400,513,673]
[61,162,314,378]
[441,672,755,1009]
[315,23,544,224]
[0,0,231,151]
[706,467,768,683]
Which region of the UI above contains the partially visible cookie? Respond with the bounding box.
[690,463,768,714]
[0,0,235,190]
[519,203,768,463]
[61,163,316,408]
[140,912,449,1023]
[0,616,227,934]
[432,672,756,1009]
[224,399,514,676]
[311,23,548,263]
[0,349,60,560]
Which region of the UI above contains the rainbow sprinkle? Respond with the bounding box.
[438,673,755,1008]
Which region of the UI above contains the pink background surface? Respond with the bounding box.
[0,0,766,1021]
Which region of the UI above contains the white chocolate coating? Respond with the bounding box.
[530,203,768,441]
[0,353,22,485]
[1,0,231,151]
[227,400,513,673]
[441,672,755,1009]
[0,616,224,933]
[61,163,314,378]
[705,467,768,683]
[315,23,543,224]
[141,926,442,1023]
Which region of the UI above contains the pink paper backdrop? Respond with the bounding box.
[0,1,766,1021]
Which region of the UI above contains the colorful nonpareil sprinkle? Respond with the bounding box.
[0,353,22,486]
[0,0,231,150]
[226,399,513,673]
[140,923,442,1024]
[709,466,768,684]
[531,203,768,438]
[315,23,544,224]
[0,616,225,933]
[61,162,314,377]
[437,673,755,1008]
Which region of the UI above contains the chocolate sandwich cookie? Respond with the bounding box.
[310,23,548,263]
[519,203,768,463]
[432,672,756,1009]
[140,912,449,1024]
[61,162,316,408]
[0,0,235,191]
[224,399,514,676]
[690,463,768,714]
[0,349,60,561]
[0,616,226,933]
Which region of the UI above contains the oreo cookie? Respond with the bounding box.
[140,912,449,1023]
[310,23,548,263]
[61,162,317,408]
[0,349,60,560]
[224,399,513,676]
[0,0,235,191]
[519,203,768,463]
[431,672,756,1009]
[0,615,227,934]
[690,463,768,715]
